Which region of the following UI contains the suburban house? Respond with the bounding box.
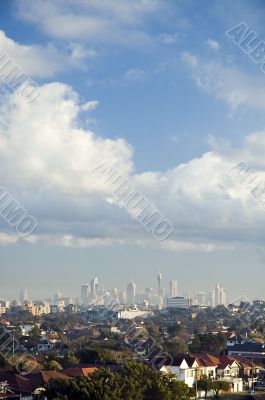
[160,355,200,387]
[37,335,53,351]
[191,354,217,379]
[0,371,71,399]
[160,353,245,392]
[227,340,265,357]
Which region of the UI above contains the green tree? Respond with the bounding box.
[46,360,63,371]
[27,325,41,349]
[76,347,118,365]
[0,354,11,370]
[62,351,79,368]
[211,381,230,398]
[45,361,193,400]
[195,379,212,399]
[189,334,201,352]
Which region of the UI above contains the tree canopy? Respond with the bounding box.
[45,361,193,400]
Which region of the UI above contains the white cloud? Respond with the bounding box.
[15,0,162,46]
[157,32,181,45]
[81,100,99,111]
[0,30,94,78]
[160,240,235,252]
[205,39,220,51]
[123,68,147,82]
[0,233,18,246]
[1,82,265,251]
[182,51,265,110]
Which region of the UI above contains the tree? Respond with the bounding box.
[211,381,230,398]
[189,334,201,353]
[62,351,79,368]
[76,347,118,365]
[27,325,41,349]
[45,361,193,400]
[46,360,63,371]
[0,354,11,370]
[195,379,212,399]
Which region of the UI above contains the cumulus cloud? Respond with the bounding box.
[1,82,265,251]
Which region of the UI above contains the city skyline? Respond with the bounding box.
[1,272,229,306]
[0,252,262,301]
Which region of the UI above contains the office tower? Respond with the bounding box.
[54,291,62,302]
[145,288,154,298]
[19,289,29,304]
[81,284,89,305]
[220,287,227,306]
[157,271,162,296]
[210,283,227,307]
[193,291,208,306]
[169,280,178,297]
[90,277,99,298]
[119,290,127,304]
[111,288,118,297]
[127,282,136,305]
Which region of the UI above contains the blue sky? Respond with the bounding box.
[0,0,265,300]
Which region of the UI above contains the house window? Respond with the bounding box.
[186,370,194,378]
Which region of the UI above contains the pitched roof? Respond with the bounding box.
[25,371,71,392]
[0,372,32,394]
[228,342,265,352]
[63,367,98,377]
[192,354,219,367]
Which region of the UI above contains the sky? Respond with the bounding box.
[0,0,265,301]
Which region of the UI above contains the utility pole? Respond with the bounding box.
[251,353,254,393]
[195,366,199,399]
[12,330,15,358]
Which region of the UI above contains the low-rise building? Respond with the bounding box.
[167,297,192,309]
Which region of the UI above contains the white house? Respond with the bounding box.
[160,355,200,387]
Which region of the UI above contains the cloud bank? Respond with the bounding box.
[0,82,265,251]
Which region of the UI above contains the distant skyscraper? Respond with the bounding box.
[19,289,29,304]
[81,284,89,305]
[54,291,62,302]
[157,272,162,296]
[210,283,227,306]
[119,290,127,305]
[127,282,136,305]
[220,287,227,306]
[169,280,178,297]
[193,291,208,306]
[90,277,99,298]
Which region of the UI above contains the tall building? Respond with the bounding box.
[220,287,227,306]
[90,277,99,298]
[54,291,63,302]
[169,280,178,297]
[127,282,136,305]
[157,271,162,296]
[193,291,209,306]
[80,284,89,305]
[19,289,29,305]
[210,283,227,307]
[119,290,127,304]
